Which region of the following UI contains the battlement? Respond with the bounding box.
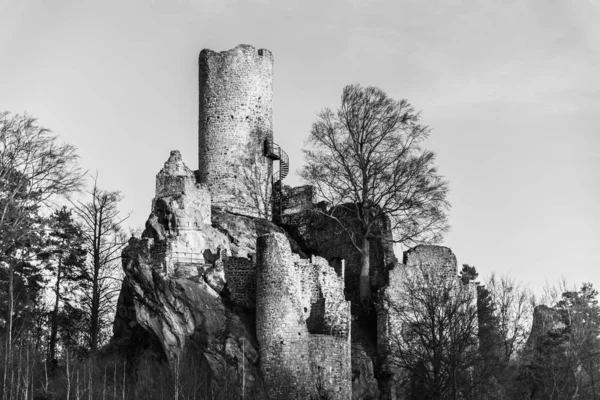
[199,44,273,62]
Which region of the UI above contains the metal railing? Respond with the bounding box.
[264,138,289,181]
[171,251,205,264]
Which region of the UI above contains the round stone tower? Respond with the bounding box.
[256,233,312,399]
[198,44,274,218]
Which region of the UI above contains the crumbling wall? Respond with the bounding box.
[309,335,352,399]
[378,246,459,353]
[281,205,396,304]
[198,44,274,218]
[309,256,350,336]
[278,184,317,216]
[377,262,407,374]
[256,232,351,400]
[378,245,461,400]
[403,244,457,279]
[223,256,256,309]
[256,233,312,399]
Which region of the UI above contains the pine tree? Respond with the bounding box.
[39,207,86,360]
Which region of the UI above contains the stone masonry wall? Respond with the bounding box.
[377,262,406,373]
[281,207,396,304]
[280,184,316,216]
[256,233,351,400]
[378,245,458,359]
[403,245,457,279]
[309,335,352,400]
[198,44,274,219]
[310,256,350,337]
[378,245,460,399]
[256,233,312,399]
[223,256,256,309]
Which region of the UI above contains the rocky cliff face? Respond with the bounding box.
[115,235,265,398]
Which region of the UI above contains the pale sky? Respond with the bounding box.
[1,0,598,297]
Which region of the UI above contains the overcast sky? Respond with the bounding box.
[1,0,598,297]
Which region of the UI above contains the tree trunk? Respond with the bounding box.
[49,260,61,361]
[591,361,597,400]
[91,268,99,353]
[3,262,14,400]
[90,246,100,353]
[359,237,371,305]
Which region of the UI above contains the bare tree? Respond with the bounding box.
[383,265,479,399]
[0,112,83,398]
[71,176,129,353]
[301,85,450,303]
[237,153,272,219]
[484,274,533,363]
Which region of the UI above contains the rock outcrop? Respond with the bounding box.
[525,304,566,349]
[116,236,264,397]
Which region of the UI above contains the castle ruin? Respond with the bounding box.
[117,44,465,400]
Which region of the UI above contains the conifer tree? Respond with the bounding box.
[39,207,86,360]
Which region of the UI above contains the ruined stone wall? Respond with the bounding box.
[378,246,458,359]
[149,240,168,270]
[310,256,350,337]
[377,262,406,374]
[403,245,457,279]
[279,184,316,216]
[309,335,352,399]
[198,44,274,219]
[378,245,465,400]
[281,207,396,304]
[256,233,351,400]
[256,233,312,399]
[223,256,256,309]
